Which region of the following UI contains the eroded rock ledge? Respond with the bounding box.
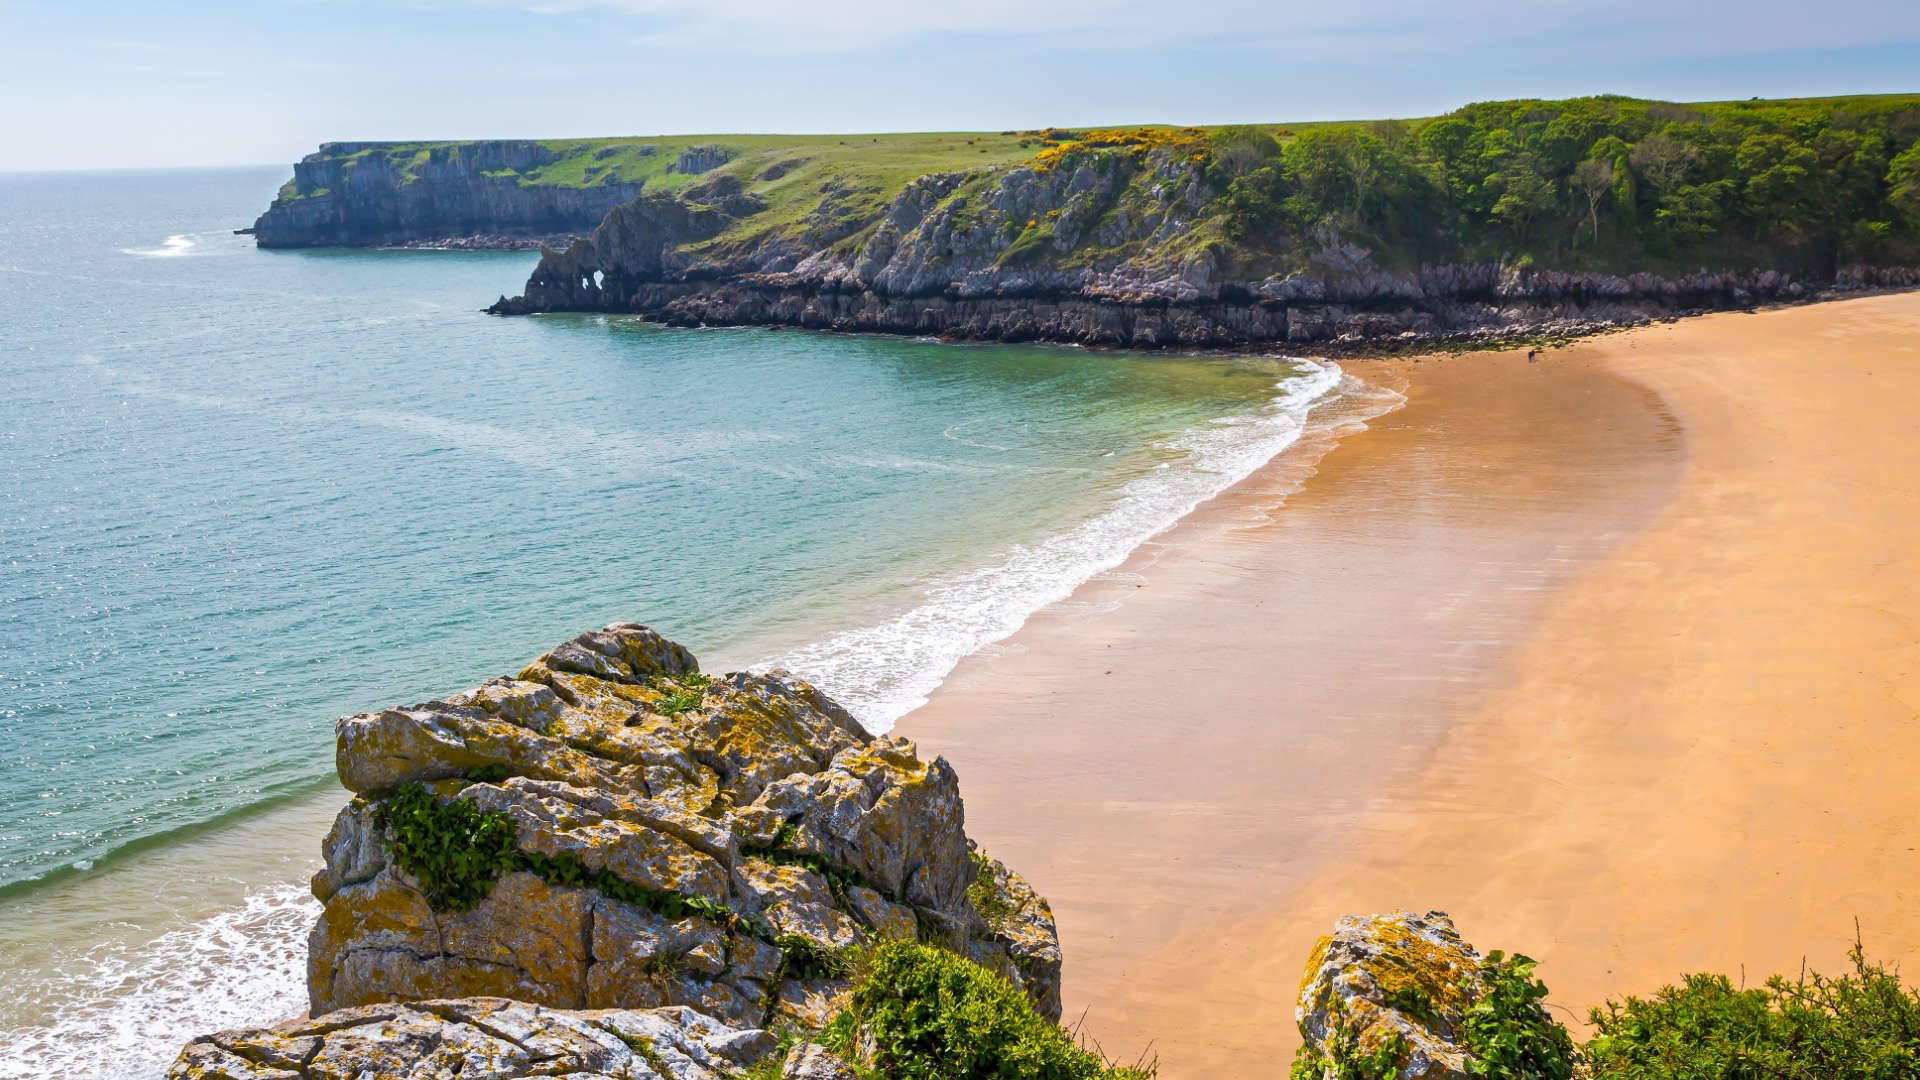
[305,622,1061,1031]
[171,998,774,1080]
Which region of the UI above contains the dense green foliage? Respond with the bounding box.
[1584,939,1920,1078]
[371,781,520,910]
[1462,952,1577,1079]
[834,942,1151,1079]
[1207,95,1920,275]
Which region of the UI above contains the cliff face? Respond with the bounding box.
[249,141,646,248]
[488,149,1920,347]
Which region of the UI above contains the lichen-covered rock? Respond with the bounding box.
[308,622,1063,1030]
[1295,911,1484,1080]
[168,997,776,1080]
[963,850,1064,1020]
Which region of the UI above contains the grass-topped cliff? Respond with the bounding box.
[253,94,1920,342]
[272,94,1920,267]
[475,93,1920,346]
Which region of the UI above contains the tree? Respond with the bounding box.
[1572,158,1615,243]
[1488,166,1555,241]
[1736,133,1819,229]
[1343,133,1384,220]
[1629,131,1699,191]
[1210,126,1282,177]
[1888,138,1920,225]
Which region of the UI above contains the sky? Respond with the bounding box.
[1,0,1918,171]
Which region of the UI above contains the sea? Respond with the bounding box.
[0,165,1372,1076]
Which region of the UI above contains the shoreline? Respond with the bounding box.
[499,282,1920,360]
[900,333,1686,1069]
[902,291,1920,1073]
[1253,289,1920,1042]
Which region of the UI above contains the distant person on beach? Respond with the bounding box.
[1528,348,1539,362]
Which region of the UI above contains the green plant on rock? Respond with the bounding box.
[648,671,713,718]
[833,941,1153,1079]
[1288,1030,1407,1080]
[613,1030,674,1077]
[739,820,894,913]
[1462,952,1576,1079]
[741,1026,805,1080]
[966,848,1016,933]
[371,782,519,911]
[1289,991,1409,1080]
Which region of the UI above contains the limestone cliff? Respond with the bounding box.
[248,141,646,248]
[304,623,1062,1030]
[486,147,1920,348]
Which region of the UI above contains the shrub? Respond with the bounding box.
[647,671,713,718]
[1583,937,1920,1078]
[1463,952,1576,1079]
[370,781,518,910]
[837,941,1151,1079]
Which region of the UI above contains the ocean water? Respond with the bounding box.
[0,166,1363,1076]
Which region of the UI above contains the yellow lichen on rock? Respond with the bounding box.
[1295,911,1483,1080]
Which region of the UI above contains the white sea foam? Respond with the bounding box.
[121,233,197,258]
[767,359,1360,730]
[0,882,317,1080]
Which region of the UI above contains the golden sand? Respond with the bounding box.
[902,291,1920,1075]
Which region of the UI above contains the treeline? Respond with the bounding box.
[1208,94,1920,274]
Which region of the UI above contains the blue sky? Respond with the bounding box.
[2,0,1917,171]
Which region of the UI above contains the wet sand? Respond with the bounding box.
[901,291,1920,1074]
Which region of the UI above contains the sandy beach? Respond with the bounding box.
[901,290,1920,1074]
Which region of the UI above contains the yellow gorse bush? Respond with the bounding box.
[1030,127,1211,173]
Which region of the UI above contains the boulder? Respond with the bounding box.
[167,997,776,1080]
[1295,911,1483,1080]
[307,623,1062,1030]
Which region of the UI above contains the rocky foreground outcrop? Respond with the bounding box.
[249,141,644,248]
[1296,911,1484,1079]
[486,148,1920,348]
[170,998,775,1080]
[304,622,1061,1031]
[1295,911,1574,1080]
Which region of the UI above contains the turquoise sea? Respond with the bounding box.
[0,166,1359,1077]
